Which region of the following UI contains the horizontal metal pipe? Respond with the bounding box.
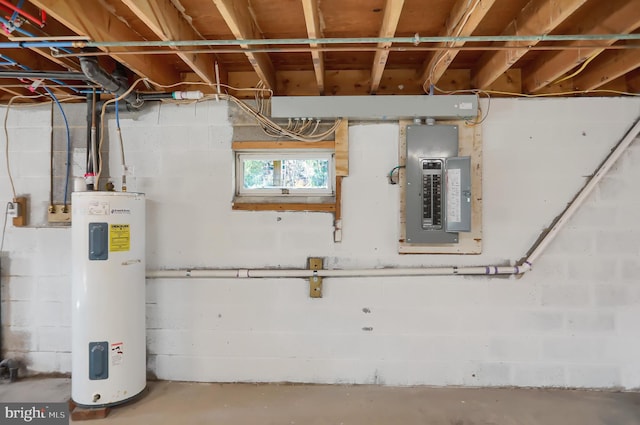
[1,33,640,50]
[48,43,640,58]
[139,93,174,100]
[0,84,98,89]
[0,70,87,80]
[83,33,640,47]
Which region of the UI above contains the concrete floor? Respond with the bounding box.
[1,378,639,424]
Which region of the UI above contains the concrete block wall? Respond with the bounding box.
[1,97,639,388]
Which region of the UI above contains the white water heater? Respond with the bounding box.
[71,192,146,407]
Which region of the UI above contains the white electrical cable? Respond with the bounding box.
[91,76,339,189]
[143,77,337,142]
[96,77,148,189]
[213,93,341,142]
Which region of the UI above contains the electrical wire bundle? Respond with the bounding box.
[223,93,341,142]
[205,79,342,142]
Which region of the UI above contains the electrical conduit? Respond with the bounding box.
[147,117,640,280]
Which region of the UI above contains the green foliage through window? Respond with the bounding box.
[243,158,330,190]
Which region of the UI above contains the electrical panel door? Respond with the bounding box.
[444,156,472,233]
[405,124,471,244]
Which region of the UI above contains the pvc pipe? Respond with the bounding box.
[524,118,640,266]
[172,91,204,100]
[2,33,640,50]
[146,265,527,279]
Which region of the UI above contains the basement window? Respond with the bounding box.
[232,146,337,212]
[231,132,345,213]
[237,152,334,196]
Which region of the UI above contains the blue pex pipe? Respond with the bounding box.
[0,14,73,54]
[0,41,73,49]
[9,0,26,23]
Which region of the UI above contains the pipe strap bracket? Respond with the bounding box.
[307,257,324,298]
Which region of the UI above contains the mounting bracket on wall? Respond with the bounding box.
[307,257,324,298]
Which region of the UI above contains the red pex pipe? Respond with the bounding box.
[0,0,44,27]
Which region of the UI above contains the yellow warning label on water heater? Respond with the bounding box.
[110,224,130,252]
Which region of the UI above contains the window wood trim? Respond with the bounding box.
[232,141,335,150]
[232,202,337,212]
[232,120,349,215]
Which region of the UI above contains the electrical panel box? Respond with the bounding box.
[405,124,471,244]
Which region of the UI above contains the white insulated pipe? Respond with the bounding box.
[146,265,528,279]
[146,117,640,281]
[524,118,640,266]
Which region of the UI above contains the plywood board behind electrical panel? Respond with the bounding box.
[335,120,349,176]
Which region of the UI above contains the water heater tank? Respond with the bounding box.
[71,191,146,407]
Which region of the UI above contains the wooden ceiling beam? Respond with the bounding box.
[472,0,588,89]
[29,0,179,85]
[229,68,521,97]
[524,0,640,93]
[418,0,497,88]
[573,47,640,91]
[626,68,640,93]
[301,0,325,95]
[370,0,404,93]
[27,47,79,73]
[0,48,62,73]
[121,0,218,84]
[212,0,276,90]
